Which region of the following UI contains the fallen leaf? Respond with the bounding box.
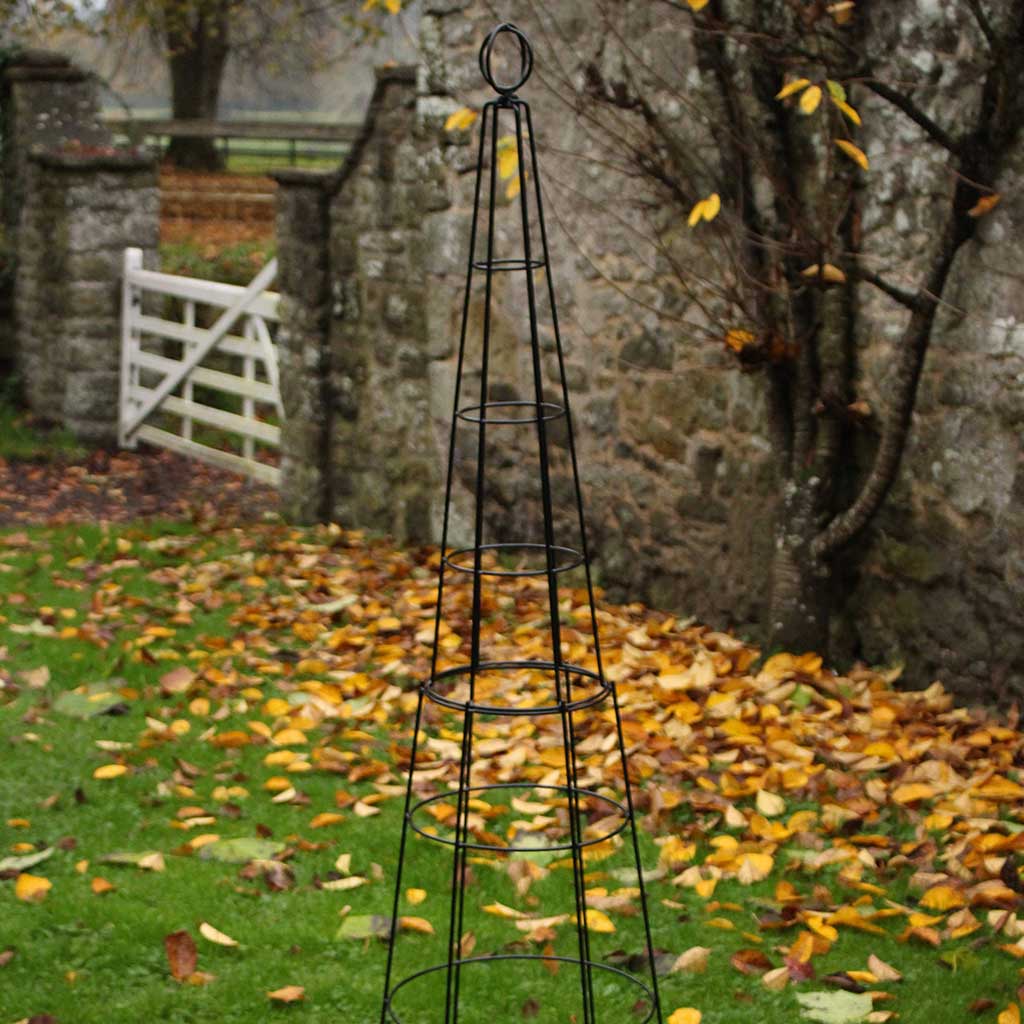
[866,954,901,982]
[199,838,285,863]
[267,985,305,1003]
[15,873,52,902]
[797,990,873,1023]
[667,1010,701,1024]
[165,930,198,982]
[671,946,710,974]
[199,922,238,947]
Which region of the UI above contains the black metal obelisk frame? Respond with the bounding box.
[380,24,663,1024]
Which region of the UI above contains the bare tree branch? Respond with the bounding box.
[862,77,962,155]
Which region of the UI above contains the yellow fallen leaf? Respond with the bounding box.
[199,921,239,947]
[272,728,307,746]
[582,908,616,933]
[762,965,789,990]
[310,812,345,829]
[736,852,773,884]
[668,1010,701,1024]
[756,790,786,817]
[999,1005,1020,1024]
[15,873,52,902]
[91,877,115,895]
[920,884,966,911]
[267,985,305,1003]
[93,764,127,780]
[892,782,935,804]
[399,916,435,935]
[835,139,869,170]
[800,85,823,114]
[406,888,427,905]
[686,0,709,10]
[483,902,531,920]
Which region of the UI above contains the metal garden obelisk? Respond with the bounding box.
[380,23,663,1024]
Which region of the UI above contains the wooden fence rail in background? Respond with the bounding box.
[104,116,361,165]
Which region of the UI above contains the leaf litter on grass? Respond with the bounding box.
[2,521,1024,1020]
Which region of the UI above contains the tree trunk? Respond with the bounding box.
[766,479,833,656]
[165,6,230,171]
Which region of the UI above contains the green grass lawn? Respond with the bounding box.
[1,521,1022,1024]
[0,398,86,463]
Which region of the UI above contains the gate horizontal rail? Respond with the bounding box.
[119,247,283,487]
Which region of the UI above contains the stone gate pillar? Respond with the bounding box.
[16,150,159,444]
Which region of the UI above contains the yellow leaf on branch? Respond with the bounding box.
[800,263,847,284]
[968,193,1001,218]
[687,192,721,227]
[496,136,519,180]
[831,97,862,125]
[799,85,823,114]
[776,78,811,100]
[444,107,478,133]
[835,139,869,170]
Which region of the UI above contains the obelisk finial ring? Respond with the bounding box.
[479,23,533,96]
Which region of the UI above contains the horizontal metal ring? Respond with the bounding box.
[408,782,630,853]
[424,660,610,717]
[455,400,565,425]
[443,542,583,578]
[471,257,545,272]
[386,954,656,1024]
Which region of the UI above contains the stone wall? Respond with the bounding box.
[1,50,111,368]
[15,150,159,443]
[275,2,1024,701]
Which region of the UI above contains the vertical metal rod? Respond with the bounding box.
[379,101,491,1024]
[524,103,663,1024]
[512,101,594,1024]
[444,99,500,1024]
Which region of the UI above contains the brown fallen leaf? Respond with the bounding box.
[730,948,772,976]
[165,930,198,982]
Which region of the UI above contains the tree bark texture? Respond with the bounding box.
[165,4,230,170]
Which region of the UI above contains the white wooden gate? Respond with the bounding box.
[119,247,284,486]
